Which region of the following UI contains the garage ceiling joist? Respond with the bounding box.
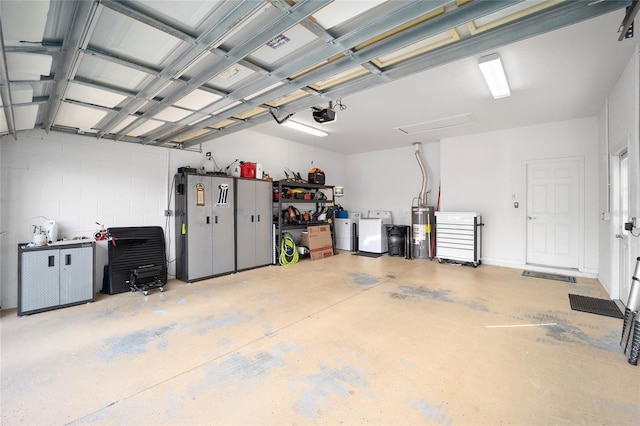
[0,0,632,147]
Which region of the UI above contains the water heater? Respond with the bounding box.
[412,205,435,259]
[410,142,435,259]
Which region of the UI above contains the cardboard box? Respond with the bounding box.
[306,225,333,261]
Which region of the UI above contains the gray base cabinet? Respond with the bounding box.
[18,242,95,316]
[236,179,272,270]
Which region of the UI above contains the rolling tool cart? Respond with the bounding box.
[127,264,165,296]
[435,212,483,267]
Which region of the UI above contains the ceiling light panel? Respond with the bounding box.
[88,8,187,68]
[75,55,154,91]
[312,0,387,30]
[248,25,321,68]
[281,120,328,137]
[55,103,109,132]
[65,82,127,108]
[174,89,223,110]
[0,0,50,45]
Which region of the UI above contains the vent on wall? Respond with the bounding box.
[395,113,476,135]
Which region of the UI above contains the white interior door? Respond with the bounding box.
[526,159,581,268]
[617,151,631,304]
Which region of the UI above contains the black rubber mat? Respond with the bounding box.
[523,270,576,283]
[568,294,624,319]
[353,252,384,258]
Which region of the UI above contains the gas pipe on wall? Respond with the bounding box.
[411,142,436,259]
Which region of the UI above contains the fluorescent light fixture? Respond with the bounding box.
[281,119,327,137]
[478,53,511,99]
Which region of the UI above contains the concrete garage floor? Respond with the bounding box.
[1,252,638,425]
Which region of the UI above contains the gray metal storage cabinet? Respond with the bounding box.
[175,173,235,282]
[236,178,272,270]
[435,212,482,267]
[18,241,95,316]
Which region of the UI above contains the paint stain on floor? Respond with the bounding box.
[347,273,380,286]
[99,323,178,361]
[393,286,454,303]
[525,311,621,352]
[187,342,305,399]
[407,397,454,425]
[296,360,373,419]
[193,310,254,335]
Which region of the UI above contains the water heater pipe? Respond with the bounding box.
[413,142,428,206]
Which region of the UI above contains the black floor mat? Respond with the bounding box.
[523,270,576,283]
[353,252,384,258]
[568,294,623,319]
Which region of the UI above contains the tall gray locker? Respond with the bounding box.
[236,178,272,270]
[175,173,235,282]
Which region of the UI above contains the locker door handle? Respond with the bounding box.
[65,254,71,265]
[257,214,260,222]
[528,216,537,220]
[48,255,55,267]
[215,216,218,224]
[206,216,210,224]
[251,215,254,223]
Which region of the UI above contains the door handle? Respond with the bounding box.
[206,216,210,224]
[528,216,537,220]
[615,234,623,239]
[215,216,218,224]
[251,215,254,223]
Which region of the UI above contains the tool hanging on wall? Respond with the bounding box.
[94,222,108,241]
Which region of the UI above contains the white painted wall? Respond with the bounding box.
[199,130,346,190]
[439,118,600,274]
[598,46,640,299]
[0,129,345,310]
[345,143,441,226]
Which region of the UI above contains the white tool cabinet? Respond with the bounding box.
[435,212,482,267]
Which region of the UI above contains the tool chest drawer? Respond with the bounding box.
[435,212,482,267]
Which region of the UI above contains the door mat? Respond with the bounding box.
[523,270,576,283]
[353,252,384,258]
[568,294,624,319]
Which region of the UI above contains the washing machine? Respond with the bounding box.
[358,211,393,253]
